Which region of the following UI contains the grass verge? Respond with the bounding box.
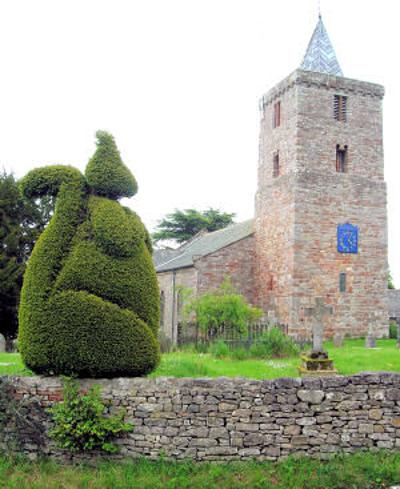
[0,451,400,488]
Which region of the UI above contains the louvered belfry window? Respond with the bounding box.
[334,95,347,121]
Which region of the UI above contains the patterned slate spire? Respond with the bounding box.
[300,15,343,76]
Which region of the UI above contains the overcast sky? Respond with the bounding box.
[1,0,399,283]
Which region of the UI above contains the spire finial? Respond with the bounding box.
[318,0,321,18]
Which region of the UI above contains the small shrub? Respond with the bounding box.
[194,342,209,354]
[230,347,249,361]
[210,340,230,358]
[389,322,398,339]
[48,378,133,453]
[250,328,299,358]
[186,277,263,337]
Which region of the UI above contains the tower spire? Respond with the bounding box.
[300,16,343,76]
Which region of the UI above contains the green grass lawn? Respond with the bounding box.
[1,339,400,379]
[0,353,32,376]
[0,452,400,488]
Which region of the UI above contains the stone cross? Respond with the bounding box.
[304,297,333,353]
[0,333,5,353]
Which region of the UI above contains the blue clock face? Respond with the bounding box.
[337,224,358,253]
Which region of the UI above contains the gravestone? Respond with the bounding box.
[333,333,344,348]
[267,310,278,328]
[396,318,400,349]
[0,334,6,353]
[365,312,378,348]
[299,297,337,376]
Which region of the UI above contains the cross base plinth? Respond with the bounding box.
[298,352,338,377]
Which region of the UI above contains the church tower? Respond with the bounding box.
[254,16,388,338]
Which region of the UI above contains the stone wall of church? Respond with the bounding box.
[157,236,256,343]
[195,235,256,305]
[255,69,388,339]
[157,267,197,344]
[292,72,387,339]
[255,74,298,325]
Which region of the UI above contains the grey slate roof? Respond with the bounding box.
[155,219,254,272]
[153,248,181,268]
[300,16,343,76]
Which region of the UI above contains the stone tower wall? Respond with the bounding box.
[254,73,298,323]
[255,69,388,338]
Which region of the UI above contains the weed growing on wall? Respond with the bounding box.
[48,378,133,453]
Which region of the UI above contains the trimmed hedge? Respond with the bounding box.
[85,130,138,199]
[18,131,160,377]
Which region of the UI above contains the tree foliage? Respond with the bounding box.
[18,131,160,377]
[0,170,53,341]
[186,278,263,336]
[152,208,235,244]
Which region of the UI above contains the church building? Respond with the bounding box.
[154,16,389,343]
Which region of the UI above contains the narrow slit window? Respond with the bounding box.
[339,273,346,293]
[336,145,348,173]
[273,101,281,128]
[334,95,347,122]
[273,152,280,178]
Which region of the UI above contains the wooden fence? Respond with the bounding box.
[177,322,289,349]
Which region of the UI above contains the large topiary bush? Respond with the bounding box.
[18,131,160,377]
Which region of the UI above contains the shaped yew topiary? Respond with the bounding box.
[18,131,160,377]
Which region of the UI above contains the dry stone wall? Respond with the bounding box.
[2,374,400,462]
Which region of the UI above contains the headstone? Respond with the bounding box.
[333,333,344,348]
[396,318,400,349]
[365,311,378,349]
[267,310,278,328]
[0,334,6,353]
[365,336,377,348]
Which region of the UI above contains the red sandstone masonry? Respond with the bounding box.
[195,235,256,306]
[255,69,388,338]
[2,374,400,462]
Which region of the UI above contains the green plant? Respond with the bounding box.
[18,131,160,377]
[194,342,209,354]
[48,378,133,453]
[250,328,299,358]
[229,347,249,361]
[186,277,263,337]
[0,170,53,343]
[209,340,229,358]
[389,321,398,339]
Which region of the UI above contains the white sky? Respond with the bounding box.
[1,0,399,284]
